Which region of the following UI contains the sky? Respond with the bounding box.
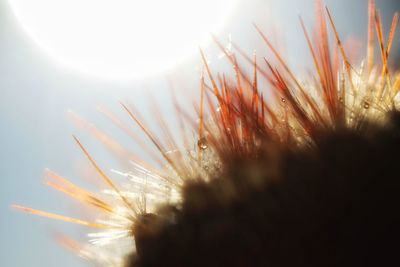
[1,0,399,266]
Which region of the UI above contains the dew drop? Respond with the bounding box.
[197,137,208,150]
[281,97,286,103]
[363,102,370,109]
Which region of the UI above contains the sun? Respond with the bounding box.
[8,0,237,80]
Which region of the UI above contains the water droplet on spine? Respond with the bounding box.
[197,137,208,150]
[363,102,370,109]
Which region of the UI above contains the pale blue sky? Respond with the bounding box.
[1,1,399,266]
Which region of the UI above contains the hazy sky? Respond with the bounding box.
[1,1,399,266]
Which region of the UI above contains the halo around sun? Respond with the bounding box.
[9,0,237,80]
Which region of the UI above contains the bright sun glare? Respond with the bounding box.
[9,0,237,80]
